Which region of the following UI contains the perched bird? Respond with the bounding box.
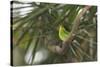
[59,25,69,41]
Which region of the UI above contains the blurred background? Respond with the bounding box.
[11,0,97,66]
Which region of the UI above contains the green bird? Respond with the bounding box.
[59,25,69,41]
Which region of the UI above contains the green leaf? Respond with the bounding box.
[59,25,70,41]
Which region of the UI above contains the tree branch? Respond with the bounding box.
[57,6,92,54]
